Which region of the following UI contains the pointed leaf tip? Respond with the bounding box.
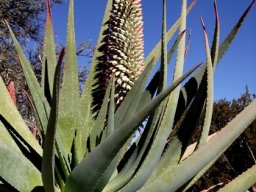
[193,62,203,70]
[57,48,65,66]
[46,0,52,20]
[200,16,206,31]
[180,29,186,36]
[214,0,220,25]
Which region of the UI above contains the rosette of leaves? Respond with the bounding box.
[0,0,256,192]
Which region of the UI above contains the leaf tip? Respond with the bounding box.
[214,0,220,27]
[46,0,52,21]
[199,16,206,32]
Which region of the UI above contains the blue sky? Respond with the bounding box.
[51,0,256,101]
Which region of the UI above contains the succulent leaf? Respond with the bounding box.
[196,16,214,149]
[6,22,50,134]
[140,99,256,191]
[57,0,81,160]
[42,52,62,192]
[0,140,43,192]
[0,77,42,156]
[42,0,57,98]
[218,165,256,192]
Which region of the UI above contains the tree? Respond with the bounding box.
[190,87,256,192]
[0,0,63,65]
[0,0,64,134]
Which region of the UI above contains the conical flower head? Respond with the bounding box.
[93,0,144,111]
[7,81,16,106]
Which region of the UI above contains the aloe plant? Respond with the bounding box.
[0,0,256,191]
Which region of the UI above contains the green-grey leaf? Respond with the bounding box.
[57,0,80,158]
[158,0,168,93]
[177,0,255,121]
[90,76,113,150]
[144,0,197,67]
[42,0,57,97]
[120,1,188,191]
[0,77,42,156]
[6,22,50,134]
[196,17,214,149]
[64,64,200,192]
[139,99,256,192]
[42,56,62,192]
[211,0,220,70]
[218,165,256,192]
[0,121,21,153]
[106,78,115,137]
[0,140,42,192]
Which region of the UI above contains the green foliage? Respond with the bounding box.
[0,0,255,192]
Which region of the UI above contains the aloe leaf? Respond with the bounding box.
[178,0,255,116]
[148,138,182,183]
[184,29,191,59]
[89,76,113,150]
[42,55,62,192]
[65,64,200,192]
[106,78,115,137]
[182,147,225,191]
[156,2,214,176]
[167,1,219,162]
[57,0,80,158]
[0,77,42,156]
[147,4,217,183]
[196,17,214,149]
[158,0,168,93]
[144,0,197,67]
[107,8,184,183]
[6,22,50,134]
[0,140,42,192]
[218,165,256,192]
[0,121,21,153]
[211,0,220,69]
[146,30,185,97]
[168,2,252,171]
[179,133,218,192]
[70,58,157,192]
[103,59,161,186]
[120,1,187,190]
[51,48,71,178]
[103,93,165,192]
[158,62,207,180]
[42,0,57,97]
[139,99,256,192]
[77,0,113,163]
